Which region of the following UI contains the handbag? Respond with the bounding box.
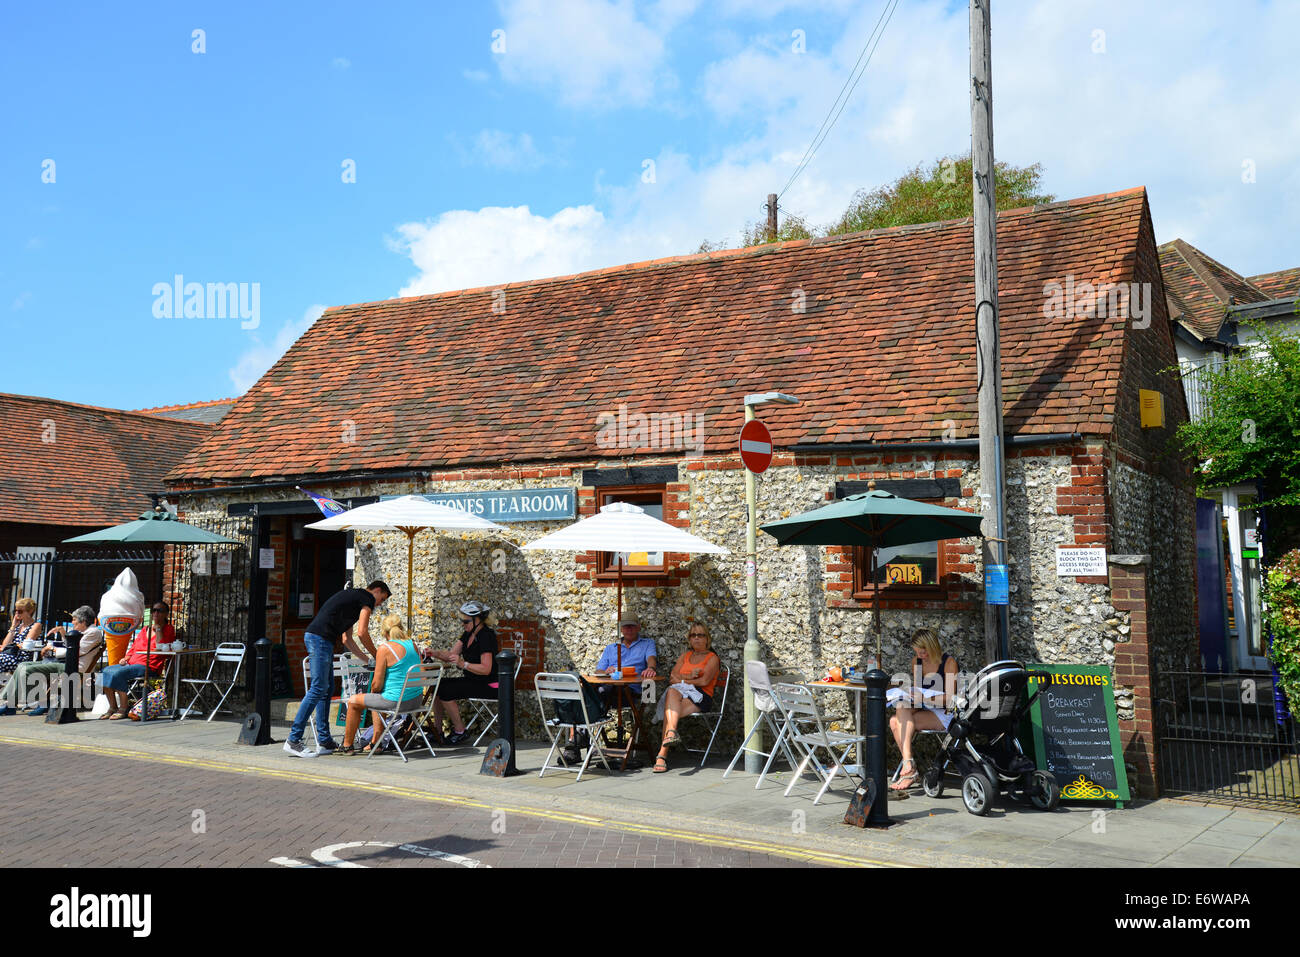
[129,688,168,721]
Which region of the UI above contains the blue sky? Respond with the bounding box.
[4,0,1297,411]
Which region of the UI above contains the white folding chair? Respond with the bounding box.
[535,672,612,783]
[723,661,807,787]
[302,653,369,750]
[368,663,445,762]
[773,682,865,805]
[465,653,522,745]
[682,665,730,767]
[178,643,246,721]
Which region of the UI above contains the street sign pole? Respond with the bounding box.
[743,405,762,774]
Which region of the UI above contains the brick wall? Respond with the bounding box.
[1110,556,1158,797]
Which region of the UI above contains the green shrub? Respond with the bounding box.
[1264,548,1300,715]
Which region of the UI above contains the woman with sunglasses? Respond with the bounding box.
[428,600,498,745]
[654,624,720,773]
[0,597,44,702]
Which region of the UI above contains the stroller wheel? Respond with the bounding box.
[961,771,997,816]
[922,765,944,798]
[1027,769,1059,811]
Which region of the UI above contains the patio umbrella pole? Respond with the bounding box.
[616,553,623,670]
[400,527,418,634]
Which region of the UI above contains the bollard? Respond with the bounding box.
[481,651,520,776]
[47,643,81,724]
[864,667,894,827]
[245,638,272,745]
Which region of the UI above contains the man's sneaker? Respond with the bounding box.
[315,739,340,755]
[27,707,48,716]
[446,730,471,746]
[283,739,318,759]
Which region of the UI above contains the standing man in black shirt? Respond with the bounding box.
[284,580,390,758]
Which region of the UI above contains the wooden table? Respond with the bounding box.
[581,673,667,770]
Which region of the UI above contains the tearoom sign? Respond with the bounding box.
[381,489,575,523]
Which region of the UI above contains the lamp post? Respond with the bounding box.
[743,391,799,773]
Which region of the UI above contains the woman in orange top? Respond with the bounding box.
[654,624,720,773]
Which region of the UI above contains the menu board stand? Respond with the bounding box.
[1026,663,1130,807]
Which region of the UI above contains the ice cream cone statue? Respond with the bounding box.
[100,568,144,665]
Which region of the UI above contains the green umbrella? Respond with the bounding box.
[761,486,985,658]
[62,508,244,545]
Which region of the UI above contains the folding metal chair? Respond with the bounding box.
[178,642,246,721]
[464,653,522,745]
[773,682,865,805]
[301,653,369,750]
[535,672,612,783]
[681,665,730,767]
[368,663,445,762]
[723,661,807,787]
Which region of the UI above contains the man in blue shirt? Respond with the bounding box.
[564,617,658,763]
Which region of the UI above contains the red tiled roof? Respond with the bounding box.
[1247,267,1300,300]
[133,397,238,425]
[1158,239,1268,339]
[1,394,212,527]
[171,188,1159,484]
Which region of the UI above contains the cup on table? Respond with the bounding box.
[622,666,636,678]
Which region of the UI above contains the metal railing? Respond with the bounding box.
[1157,670,1298,807]
[1179,360,1226,424]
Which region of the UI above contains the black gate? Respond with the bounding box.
[1156,671,1298,808]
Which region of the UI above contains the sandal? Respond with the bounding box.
[890,759,918,791]
[653,755,669,773]
[662,730,680,748]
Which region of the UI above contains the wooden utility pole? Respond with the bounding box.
[766,193,778,242]
[971,0,1010,662]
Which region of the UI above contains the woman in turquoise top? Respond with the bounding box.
[339,615,423,754]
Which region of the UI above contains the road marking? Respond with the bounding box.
[0,736,901,868]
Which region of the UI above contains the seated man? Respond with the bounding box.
[0,605,102,716]
[563,617,657,762]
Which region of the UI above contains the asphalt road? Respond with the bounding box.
[0,742,818,868]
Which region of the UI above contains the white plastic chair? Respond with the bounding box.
[723,661,807,787]
[301,653,370,749]
[464,653,523,745]
[535,672,611,783]
[367,663,445,762]
[682,665,730,767]
[178,643,246,721]
[773,682,865,805]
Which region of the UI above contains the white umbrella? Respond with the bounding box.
[306,495,508,629]
[520,502,729,666]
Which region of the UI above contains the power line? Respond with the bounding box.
[778,0,900,201]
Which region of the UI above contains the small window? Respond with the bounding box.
[596,486,667,575]
[851,505,951,598]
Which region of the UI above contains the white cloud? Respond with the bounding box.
[451,129,545,170]
[392,206,607,297]
[390,0,1300,302]
[228,305,325,393]
[493,0,695,107]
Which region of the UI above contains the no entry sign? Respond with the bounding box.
[740,420,773,474]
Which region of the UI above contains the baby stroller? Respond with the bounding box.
[920,660,1060,816]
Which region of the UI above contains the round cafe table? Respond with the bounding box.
[581,672,667,770]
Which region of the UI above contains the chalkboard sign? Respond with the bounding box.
[270,642,295,699]
[1026,663,1130,806]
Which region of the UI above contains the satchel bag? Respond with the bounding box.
[128,688,168,721]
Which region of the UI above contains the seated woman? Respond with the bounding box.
[0,597,44,689]
[0,605,102,716]
[339,615,423,754]
[99,602,174,720]
[427,601,497,745]
[888,627,959,791]
[654,624,720,773]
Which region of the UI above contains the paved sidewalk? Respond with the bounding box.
[1,715,1296,867]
